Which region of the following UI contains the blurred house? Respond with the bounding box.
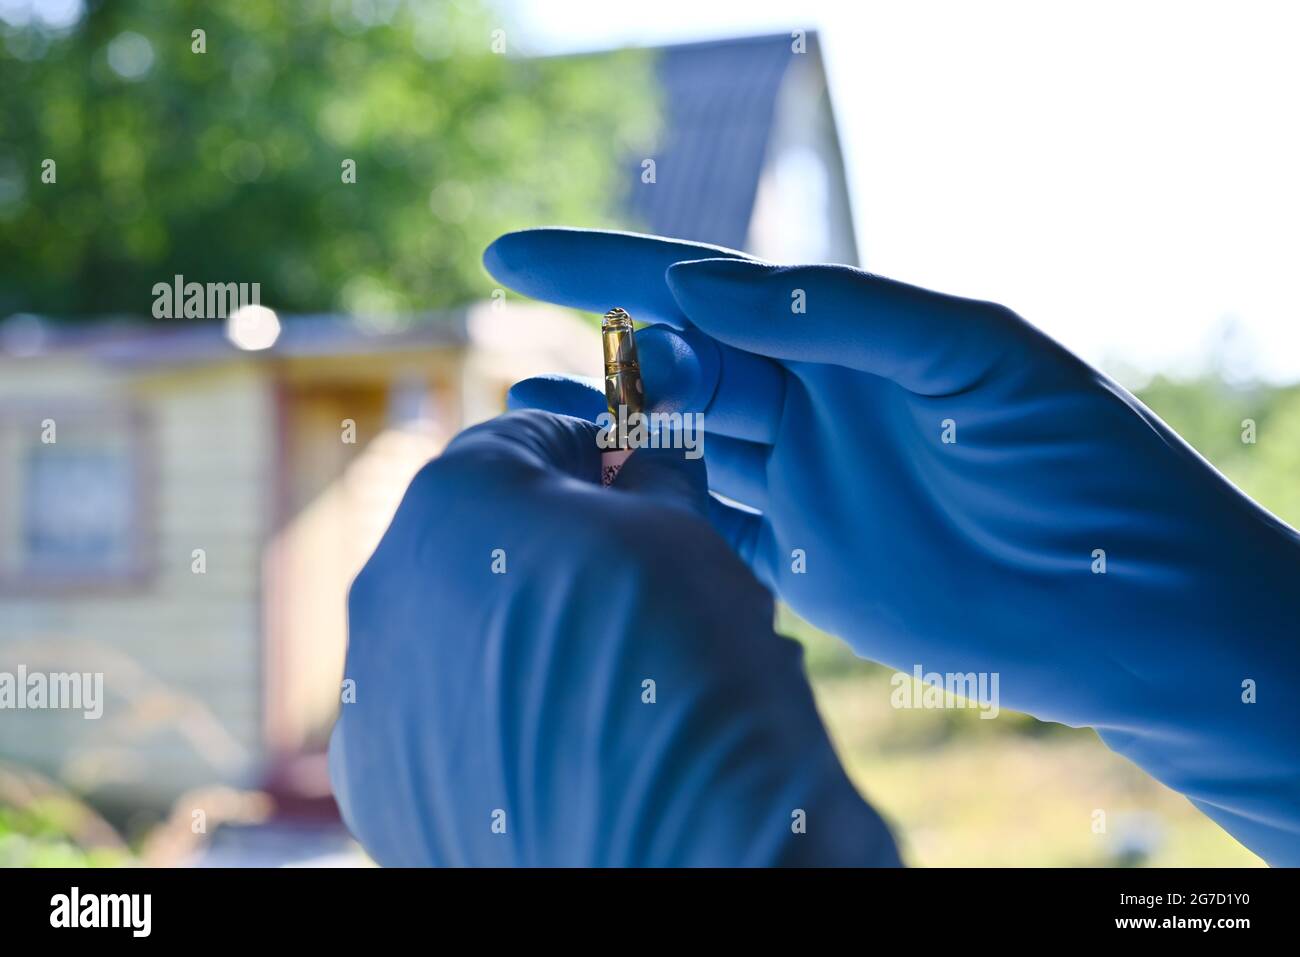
[0,305,596,816]
[0,32,857,825]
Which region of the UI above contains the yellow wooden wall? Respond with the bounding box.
[0,306,595,812]
[0,357,272,808]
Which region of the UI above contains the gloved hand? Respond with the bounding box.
[329,409,900,866]
[487,228,1300,865]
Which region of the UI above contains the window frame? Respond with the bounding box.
[0,400,157,595]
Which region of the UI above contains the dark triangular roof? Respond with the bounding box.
[625,32,825,251]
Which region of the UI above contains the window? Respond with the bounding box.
[24,446,136,572]
[1,403,153,589]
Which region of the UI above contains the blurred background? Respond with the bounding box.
[1,0,1294,866]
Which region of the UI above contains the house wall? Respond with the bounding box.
[260,317,597,765]
[262,350,463,763]
[0,357,272,809]
[0,308,598,811]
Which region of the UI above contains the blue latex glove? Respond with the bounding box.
[329,409,900,866]
[488,228,1300,866]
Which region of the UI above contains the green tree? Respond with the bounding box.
[0,1,656,319]
[1138,376,1300,528]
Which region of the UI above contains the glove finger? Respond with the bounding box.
[439,408,602,487]
[707,494,764,571]
[507,376,771,511]
[704,433,770,513]
[491,390,764,512]
[612,441,712,520]
[508,325,785,446]
[611,445,771,583]
[639,325,786,445]
[508,374,607,420]
[666,257,1031,396]
[483,227,753,329]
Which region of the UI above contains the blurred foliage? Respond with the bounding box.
[0,0,657,319]
[0,801,131,867]
[1138,376,1300,527]
[815,672,1265,867]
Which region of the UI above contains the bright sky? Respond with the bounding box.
[504,0,1300,384]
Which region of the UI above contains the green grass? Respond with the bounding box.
[787,612,1264,867]
[0,802,132,868]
